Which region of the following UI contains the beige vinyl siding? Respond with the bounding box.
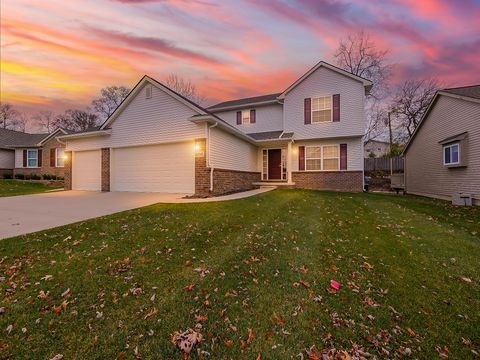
[66,83,205,151]
[283,67,365,139]
[213,104,283,134]
[405,95,480,203]
[0,149,14,169]
[291,137,363,171]
[209,127,258,172]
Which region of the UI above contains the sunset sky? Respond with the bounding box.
[1,0,480,119]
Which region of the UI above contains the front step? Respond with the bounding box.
[253,181,295,189]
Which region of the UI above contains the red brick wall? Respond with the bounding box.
[101,148,110,192]
[64,151,72,190]
[292,171,363,192]
[212,169,261,195]
[194,138,211,196]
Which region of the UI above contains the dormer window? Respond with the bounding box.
[312,96,332,123]
[145,85,152,99]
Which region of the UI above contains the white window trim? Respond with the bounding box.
[26,149,39,168]
[304,144,340,171]
[241,109,251,125]
[56,148,65,168]
[311,95,333,124]
[443,143,460,165]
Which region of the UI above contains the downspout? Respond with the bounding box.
[207,122,218,192]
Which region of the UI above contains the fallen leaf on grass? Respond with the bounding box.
[240,328,254,348]
[50,355,63,360]
[299,280,311,288]
[172,328,202,354]
[144,308,158,320]
[195,314,208,322]
[330,280,341,290]
[406,327,416,337]
[273,312,286,326]
[224,339,233,347]
[38,290,49,299]
[61,288,70,298]
[183,284,195,291]
[53,301,68,314]
[460,276,473,284]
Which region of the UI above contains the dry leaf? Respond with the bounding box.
[299,280,311,288]
[183,284,195,291]
[406,327,416,337]
[273,312,286,326]
[144,308,158,320]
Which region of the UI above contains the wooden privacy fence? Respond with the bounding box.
[364,157,404,172]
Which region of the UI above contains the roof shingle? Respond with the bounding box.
[208,93,281,110]
[442,85,480,100]
[0,129,48,147]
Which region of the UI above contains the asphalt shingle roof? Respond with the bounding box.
[442,85,480,100]
[208,93,281,110]
[247,131,294,141]
[0,128,48,147]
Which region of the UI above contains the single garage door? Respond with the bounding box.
[72,150,102,191]
[111,141,195,193]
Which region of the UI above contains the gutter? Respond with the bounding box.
[207,122,218,192]
[57,129,112,141]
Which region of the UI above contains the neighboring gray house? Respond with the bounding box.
[403,85,480,205]
[364,139,390,157]
[58,60,372,195]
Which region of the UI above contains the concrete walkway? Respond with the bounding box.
[0,188,273,240]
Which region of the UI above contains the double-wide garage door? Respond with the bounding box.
[72,142,195,193]
[111,142,195,193]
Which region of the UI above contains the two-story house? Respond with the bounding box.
[58,61,372,195]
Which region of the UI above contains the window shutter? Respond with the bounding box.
[236,111,242,125]
[304,98,311,124]
[340,143,347,170]
[38,149,42,167]
[23,150,27,167]
[333,94,340,122]
[299,146,305,171]
[51,148,56,167]
[250,109,256,123]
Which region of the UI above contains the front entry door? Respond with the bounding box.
[268,149,282,180]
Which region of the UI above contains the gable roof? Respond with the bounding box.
[100,75,210,130]
[277,61,373,99]
[208,93,282,111]
[403,85,480,154]
[441,85,480,100]
[0,128,48,148]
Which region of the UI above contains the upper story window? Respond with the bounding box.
[27,149,38,168]
[56,148,65,167]
[242,110,250,124]
[236,109,256,125]
[443,143,459,165]
[312,96,332,123]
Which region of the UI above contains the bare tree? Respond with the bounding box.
[390,78,440,141]
[91,85,130,120]
[10,112,29,132]
[0,103,20,129]
[165,74,206,105]
[33,111,55,133]
[333,31,392,142]
[53,109,98,132]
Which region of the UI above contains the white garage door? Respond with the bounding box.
[72,150,102,191]
[111,142,195,193]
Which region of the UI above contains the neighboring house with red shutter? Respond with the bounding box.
[0,128,68,179]
[403,85,480,205]
[58,60,372,195]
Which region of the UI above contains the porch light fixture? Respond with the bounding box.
[63,154,69,160]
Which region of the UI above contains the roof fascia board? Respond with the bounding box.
[208,100,282,112]
[57,129,112,141]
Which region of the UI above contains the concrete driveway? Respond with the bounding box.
[0,190,188,240]
[0,188,273,240]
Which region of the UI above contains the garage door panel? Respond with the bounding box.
[111,142,194,193]
[72,150,101,191]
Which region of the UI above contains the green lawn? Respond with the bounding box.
[0,190,478,359]
[0,180,63,197]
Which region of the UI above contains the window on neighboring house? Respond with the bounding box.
[305,145,340,171]
[312,96,332,123]
[56,148,65,167]
[27,149,38,168]
[242,110,250,124]
[443,143,460,165]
